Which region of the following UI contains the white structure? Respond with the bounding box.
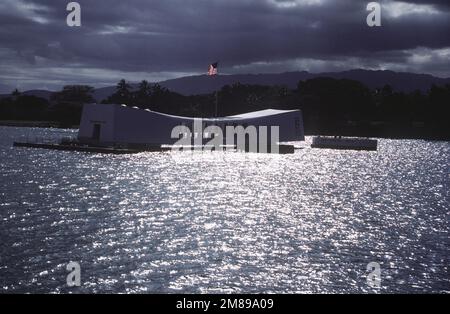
[78,103,304,147]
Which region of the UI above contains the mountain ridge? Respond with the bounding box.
[2,69,449,102]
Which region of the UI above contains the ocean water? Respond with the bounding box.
[0,126,449,293]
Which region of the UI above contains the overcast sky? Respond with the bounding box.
[0,0,449,92]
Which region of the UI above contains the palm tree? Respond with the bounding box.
[138,80,151,97]
[136,80,152,108]
[151,83,167,96]
[11,88,21,97]
[110,79,133,104]
[116,79,131,98]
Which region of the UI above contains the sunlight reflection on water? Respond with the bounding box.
[0,127,449,293]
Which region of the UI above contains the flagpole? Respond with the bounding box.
[208,62,219,117]
[215,89,218,118]
[216,62,219,117]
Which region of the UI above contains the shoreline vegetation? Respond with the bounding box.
[1,78,449,141]
[0,120,78,129]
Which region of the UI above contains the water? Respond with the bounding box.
[0,126,449,293]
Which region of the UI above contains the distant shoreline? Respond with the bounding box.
[0,120,78,129]
[1,120,448,142]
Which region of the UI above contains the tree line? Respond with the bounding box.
[0,78,449,139]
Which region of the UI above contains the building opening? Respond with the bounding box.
[92,123,101,141]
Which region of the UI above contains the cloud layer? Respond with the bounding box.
[0,0,449,91]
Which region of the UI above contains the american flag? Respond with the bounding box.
[207,62,218,76]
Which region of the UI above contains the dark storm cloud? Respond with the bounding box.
[401,0,450,10]
[0,0,449,91]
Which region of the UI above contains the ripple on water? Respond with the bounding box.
[0,127,449,293]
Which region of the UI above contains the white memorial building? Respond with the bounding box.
[77,103,304,148]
